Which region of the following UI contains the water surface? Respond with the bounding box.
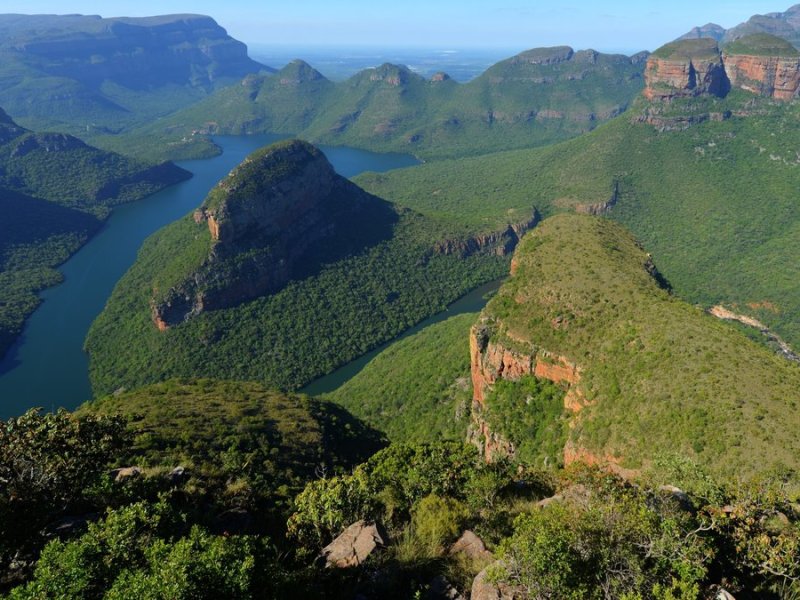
[0,135,418,418]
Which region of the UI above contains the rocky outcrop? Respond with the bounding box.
[643,39,730,100]
[468,319,587,461]
[644,35,800,103]
[449,530,493,562]
[575,182,619,216]
[152,140,394,329]
[723,52,800,100]
[433,211,539,258]
[511,46,574,66]
[321,521,387,568]
[471,562,520,600]
[678,23,727,42]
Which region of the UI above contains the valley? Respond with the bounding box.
[1,4,800,600]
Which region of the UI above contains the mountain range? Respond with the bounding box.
[0,13,269,135]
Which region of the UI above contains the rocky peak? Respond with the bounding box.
[277,59,328,86]
[366,63,417,86]
[643,39,729,100]
[153,139,393,329]
[430,71,451,83]
[199,139,334,248]
[677,23,727,42]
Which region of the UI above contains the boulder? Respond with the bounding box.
[321,520,387,568]
[167,465,186,484]
[110,466,141,482]
[448,530,493,562]
[658,485,694,512]
[715,589,736,600]
[471,562,519,600]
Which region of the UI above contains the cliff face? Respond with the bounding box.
[468,320,586,463]
[643,40,729,100]
[644,35,800,102]
[433,211,539,258]
[0,14,267,91]
[152,140,395,329]
[724,53,800,100]
[464,215,800,481]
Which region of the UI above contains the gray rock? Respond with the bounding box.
[659,485,694,511]
[321,520,387,568]
[42,514,98,538]
[715,589,736,600]
[167,465,186,484]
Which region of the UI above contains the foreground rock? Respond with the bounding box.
[471,562,520,600]
[321,521,387,568]
[448,530,493,562]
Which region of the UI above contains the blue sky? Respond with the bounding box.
[0,1,790,52]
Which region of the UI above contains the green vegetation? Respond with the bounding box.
[0,111,189,359]
[323,313,477,443]
[723,33,800,56]
[87,210,506,395]
[2,396,798,598]
[119,48,646,162]
[478,214,800,479]
[83,379,385,515]
[484,376,566,466]
[355,94,800,352]
[650,38,721,60]
[86,140,513,396]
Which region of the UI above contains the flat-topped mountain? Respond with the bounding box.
[644,35,800,101]
[469,215,800,478]
[0,13,269,133]
[127,45,648,161]
[150,140,395,329]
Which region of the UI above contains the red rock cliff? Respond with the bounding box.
[723,53,800,100]
[468,319,587,462]
[643,39,729,100]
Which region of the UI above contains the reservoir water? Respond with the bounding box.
[0,135,419,419]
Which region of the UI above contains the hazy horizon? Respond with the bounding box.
[0,1,792,53]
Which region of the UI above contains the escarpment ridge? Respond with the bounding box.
[467,215,800,479]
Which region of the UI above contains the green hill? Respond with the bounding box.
[85,140,520,396]
[355,93,800,354]
[0,108,189,359]
[116,47,647,162]
[82,379,385,515]
[471,214,800,479]
[322,313,477,443]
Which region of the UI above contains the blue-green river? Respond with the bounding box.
[0,135,420,418]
